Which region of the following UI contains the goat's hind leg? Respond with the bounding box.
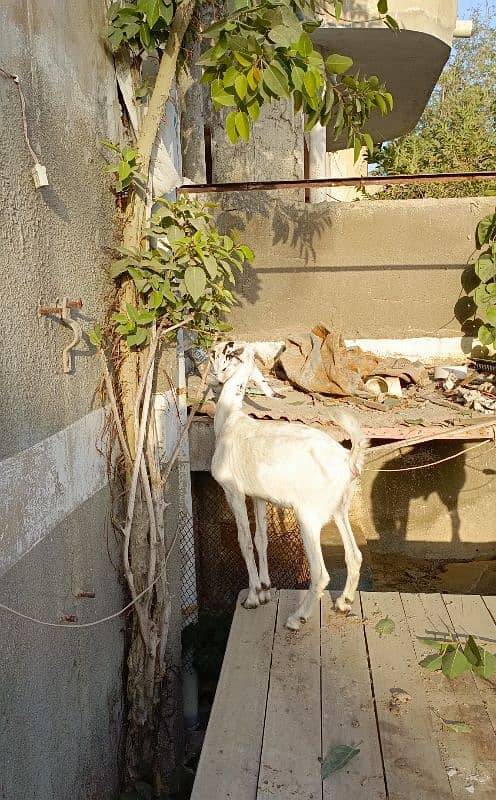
[254,499,271,604]
[333,504,362,613]
[286,513,329,631]
[224,488,262,609]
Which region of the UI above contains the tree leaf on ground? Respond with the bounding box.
[321,744,360,779]
[463,635,483,667]
[419,653,443,671]
[441,719,472,733]
[442,645,470,679]
[473,648,496,680]
[375,616,395,636]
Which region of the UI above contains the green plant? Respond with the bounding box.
[419,634,496,680]
[106,0,394,156]
[101,140,146,193]
[107,195,253,348]
[199,1,393,155]
[458,209,496,347]
[107,0,176,54]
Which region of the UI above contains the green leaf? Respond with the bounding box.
[374,94,387,114]
[383,92,394,110]
[353,135,362,164]
[184,265,207,303]
[473,285,491,308]
[303,70,317,97]
[263,64,290,98]
[211,79,237,107]
[297,32,313,57]
[486,307,496,325]
[377,0,388,14]
[464,635,483,667]
[417,638,448,652]
[247,98,261,122]
[384,14,399,31]
[441,719,471,733]
[127,326,148,348]
[442,646,470,679]
[226,111,239,144]
[223,235,234,251]
[334,1,343,21]
[268,25,298,48]
[118,160,132,181]
[326,54,353,75]
[321,745,360,779]
[362,132,374,157]
[148,289,164,309]
[234,111,250,141]
[140,0,160,28]
[88,324,102,348]
[419,653,443,671]
[239,244,254,262]
[139,22,152,50]
[375,616,395,636]
[476,214,496,248]
[473,648,496,679]
[475,253,496,282]
[110,258,132,278]
[478,324,496,346]
[234,73,248,100]
[203,254,218,279]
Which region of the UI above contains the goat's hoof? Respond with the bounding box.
[258,589,271,604]
[335,595,352,614]
[285,615,300,631]
[243,593,260,609]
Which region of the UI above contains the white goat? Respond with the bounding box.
[210,343,368,630]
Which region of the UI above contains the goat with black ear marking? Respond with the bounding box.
[211,346,368,630]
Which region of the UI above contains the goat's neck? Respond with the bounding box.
[214,363,251,436]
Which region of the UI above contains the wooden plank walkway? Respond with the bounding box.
[191,590,496,800]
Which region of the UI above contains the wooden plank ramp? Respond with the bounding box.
[191,590,496,800]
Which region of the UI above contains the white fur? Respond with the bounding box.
[211,347,368,630]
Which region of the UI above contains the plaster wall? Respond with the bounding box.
[0,2,125,797]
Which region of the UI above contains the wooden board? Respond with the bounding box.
[321,592,386,800]
[190,590,278,800]
[361,592,452,800]
[442,594,496,734]
[257,590,322,800]
[482,595,496,625]
[401,592,496,798]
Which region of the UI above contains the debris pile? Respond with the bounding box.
[438,358,496,415]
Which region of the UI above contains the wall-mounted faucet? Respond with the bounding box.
[37,297,83,374]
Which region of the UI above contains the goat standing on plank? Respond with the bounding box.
[210,342,368,631]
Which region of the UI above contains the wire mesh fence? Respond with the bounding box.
[190,472,309,613]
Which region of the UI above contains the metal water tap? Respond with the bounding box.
[37,297,83,373]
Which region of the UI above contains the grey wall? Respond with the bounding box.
[0,2,125,797]
[213,196,495,341]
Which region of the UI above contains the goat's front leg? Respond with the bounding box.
[287,513,329,631]
[254,499,271,604]
[224,488,262,609]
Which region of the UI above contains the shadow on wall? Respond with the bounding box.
[369,440,496,559]
[215,199,333,305]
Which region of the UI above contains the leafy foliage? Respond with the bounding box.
[200,0,393,152]
[109,195,253,348]
[458,210,496,347]
[419,635,496,681]
[106,0,394,155]
[107,0,176,55]
[321,744,360,779]
[373,4,496,198]
[375,615,395,636]
[101,140,147,194]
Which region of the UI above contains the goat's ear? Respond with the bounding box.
[232,347,245,358]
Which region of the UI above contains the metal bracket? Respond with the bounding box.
[37,297,83,374]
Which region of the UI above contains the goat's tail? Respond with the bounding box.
[331,408,369,476]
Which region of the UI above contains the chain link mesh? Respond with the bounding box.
[190,473,309,612]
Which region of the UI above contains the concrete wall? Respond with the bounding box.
[213,196,495,341]
[0,2,124,797]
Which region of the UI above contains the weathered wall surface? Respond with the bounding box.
[0,2,124,797]
[213,196,495,341]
